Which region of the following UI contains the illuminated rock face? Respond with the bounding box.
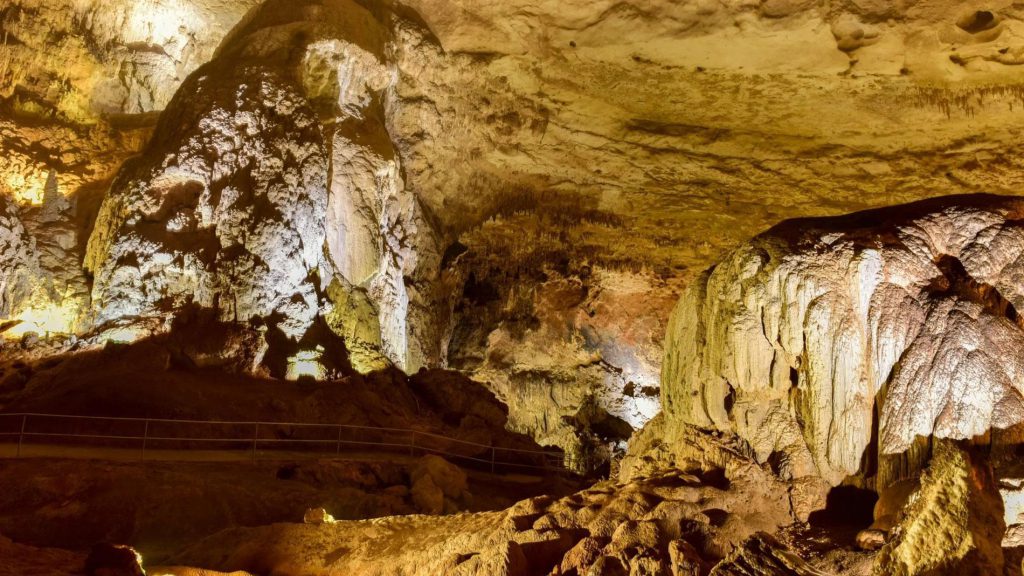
[0,196,38,324]
[11,0,1024,460]
[876,441,1005,576]
[662,195,1024,486]
[86,64,328,340]
[0,181,89,339]
[1,0,260,121]
[456,271,673,461]
[84,0,445,365]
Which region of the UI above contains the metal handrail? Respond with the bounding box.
[0,412,579,473]
[0,412,561,456]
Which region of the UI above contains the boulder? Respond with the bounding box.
[411,454,469,501]
[668,539,704,576]
[303,507,336,525]
[410,473,445,515]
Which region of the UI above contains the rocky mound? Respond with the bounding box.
[165,432,801,576]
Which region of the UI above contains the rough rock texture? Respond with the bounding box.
[79,0,450,376]
[85,63,328,341]
[661,195,1024,489]
[11,0,1024,463]
[169,442,796,576]
[875,440,1005,576]
[452,270,675,469]
[1000,468,1024,547]
[410,455,470,514]
[710,533,826,576]
[1,0,258,341]
[0,0,259,120]
[0,174,90,340]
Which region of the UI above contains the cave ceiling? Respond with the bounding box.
[5,0,1024,275]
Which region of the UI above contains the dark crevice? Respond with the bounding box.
[929,254,1022,328]
[808,485,877,530]
[957,10,998,34]
[723,382,736,417]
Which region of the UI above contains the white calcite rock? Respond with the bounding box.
[0,196,38,322]
[0,180,89,339]
[85,0,448,364]
[662,195,1024,486]
[85,63,328,340]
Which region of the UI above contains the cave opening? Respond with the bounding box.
[808,485,878,532]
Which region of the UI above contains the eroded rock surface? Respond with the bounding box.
[79,0,449,375]
[169,437,795,576]
[85,63,328,341]
[875,440,1005,576]
[662,194,1024,488]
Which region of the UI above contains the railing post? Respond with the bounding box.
[252,423,259,464]
[16,415,26,458]
[490,446,496,474]
[336,426,342,455]
[141,420,149,462]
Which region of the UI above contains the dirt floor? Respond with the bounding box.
[0,456,579,564]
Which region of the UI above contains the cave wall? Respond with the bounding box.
[6,0,1024,458]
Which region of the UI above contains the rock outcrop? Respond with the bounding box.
[875,440,1005,576]
[11,0,1024,482]
[410,455,470,514]
[0,183,88,340]
[85,63,328,341]
[81,0,448,375]
[710,533,826,576]
[661,195,1024,489]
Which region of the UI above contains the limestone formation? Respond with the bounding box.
[8,1,1024,571]
[10,0,1024,465]
[710,533,826,576]
[1000,471,1024,547]
[0,183,88,340]
[661,195,1024,488]
[875,441,1005,576]
[410,455,470,514]
[85,62,327,341]
[80,0,448,375]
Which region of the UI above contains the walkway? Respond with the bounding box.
[0,412,575,475]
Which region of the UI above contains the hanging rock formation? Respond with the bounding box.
[660,194,1024,490]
